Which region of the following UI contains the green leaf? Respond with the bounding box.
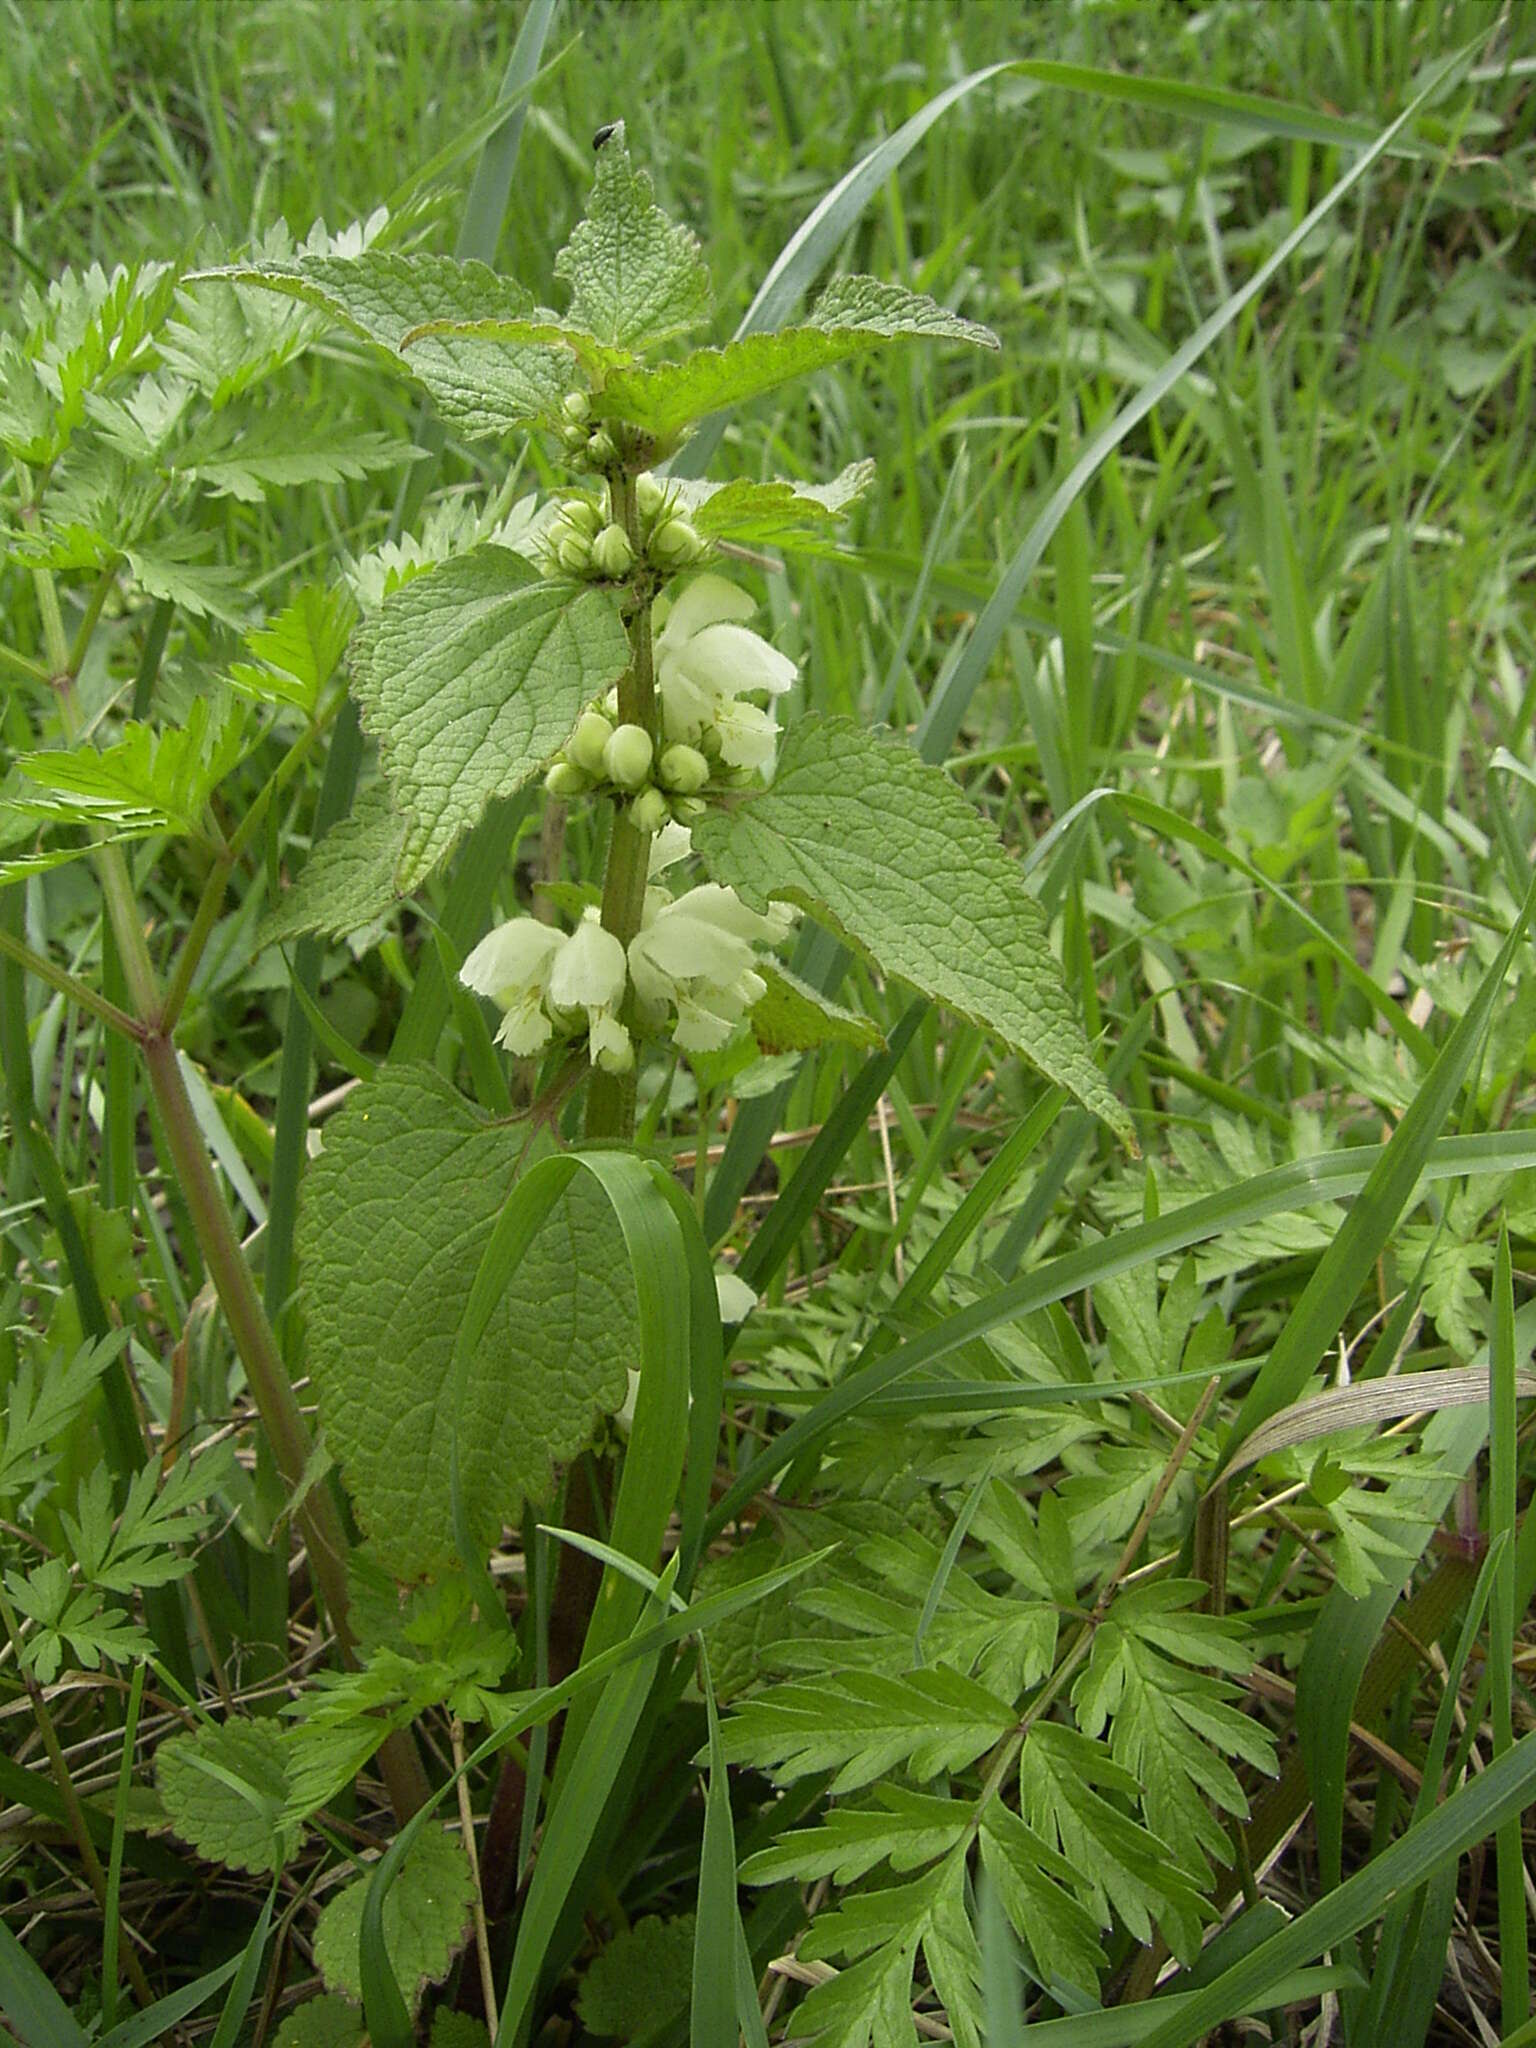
[553,122,712,353]
[719,1665,1015,1795]
[0,1334,125,1501]
[978,1801,1106,1997]
[259,783,409,946]
[660,461,876,548]
[1072,1582,1275,1877]
[155,1719,298,1875]
[694,717,1131,1141]
[1017,1724,1207,1962]
[14,696,243,839]
[595,279,995,439]
[313,1827,474,2016]
[741,1786,969,1887]
[125,541,253,626]
[197,249,574,438]
[3,1559,150,1683]
[273,1995,367,2048]
[231,585,358,716]
[750,962,884,1055]
[349,545,630,888]
[174,413,414,504]
[430,2016,491,2048]
[295,1064,635,1577]
[576,1914,695,2039]
[798,1855,984,2048]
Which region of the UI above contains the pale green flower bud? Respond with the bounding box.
[561,390,591,424]
[604,722,654,790]
[544,759,590,798]
[557,531,592,575]
[672,795,708,819]
[561,496,603,538]
[559,421,588,452]
[567,709,615,777]
[636,471,667,518]
[586,428,617,468]
[602,687,620,721]
[657,743,709,794]
[590,522,636,578]
[648,516,703,572]
[629,786,670,836]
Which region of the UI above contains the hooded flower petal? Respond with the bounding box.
[675,620,797,699]
[547,910,628,1014]
[460,918,563,1007]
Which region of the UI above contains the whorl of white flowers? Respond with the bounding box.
[459,832,798,1069]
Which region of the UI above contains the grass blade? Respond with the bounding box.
[1226,874,1534,1454]
[1490,1221,1529,2031]
[1139,1730,1536,2047]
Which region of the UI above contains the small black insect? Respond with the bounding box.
[592,122,620,152]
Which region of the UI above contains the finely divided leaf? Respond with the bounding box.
[740,1786,968,1887]
[694,716,1132,1141]
[156,1718,298,1875]
[553,122,712,352]
[593,281,996,438]
[349,545,630,888]
[260,783,409,946]
[1072,1582,1275,1877]
[719,1665,1015,1795]
[1017,1723,1207,1962]
[978,1803,1106,1996]
[312,1826,474,2014]
[174,412,413,503]
[231,584,357,716]
[295,1064,635,1577]
[15,696,243,839]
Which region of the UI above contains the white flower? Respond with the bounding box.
[461,908,631,1068]
[547,909,630,1070]
[648,821,693,875]
[715,1271,757,1324]
[652,574,796,771]
[628,884,795,1053]
[460,918,563,1054]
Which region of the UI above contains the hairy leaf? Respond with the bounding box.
[750,963,885,1055]
[194,248,575,436]
[673,460,875,546]
[260,783,409,946]
[312,1827,474,2014]
[553,122,711,352]
[156,1718,297,1875]
[349,545,629,887]
[295,1064,634,1577]
[595,278,996,438]
[575,1914,695,2039]
[694,716,1132,1140]
[273,1995,366,2048]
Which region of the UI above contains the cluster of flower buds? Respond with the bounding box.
[542,697,715,830]
[543,415,707,583]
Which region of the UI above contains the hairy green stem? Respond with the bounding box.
[584,467,658,1143]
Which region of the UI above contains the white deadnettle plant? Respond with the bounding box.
[154,121,1169,2048]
